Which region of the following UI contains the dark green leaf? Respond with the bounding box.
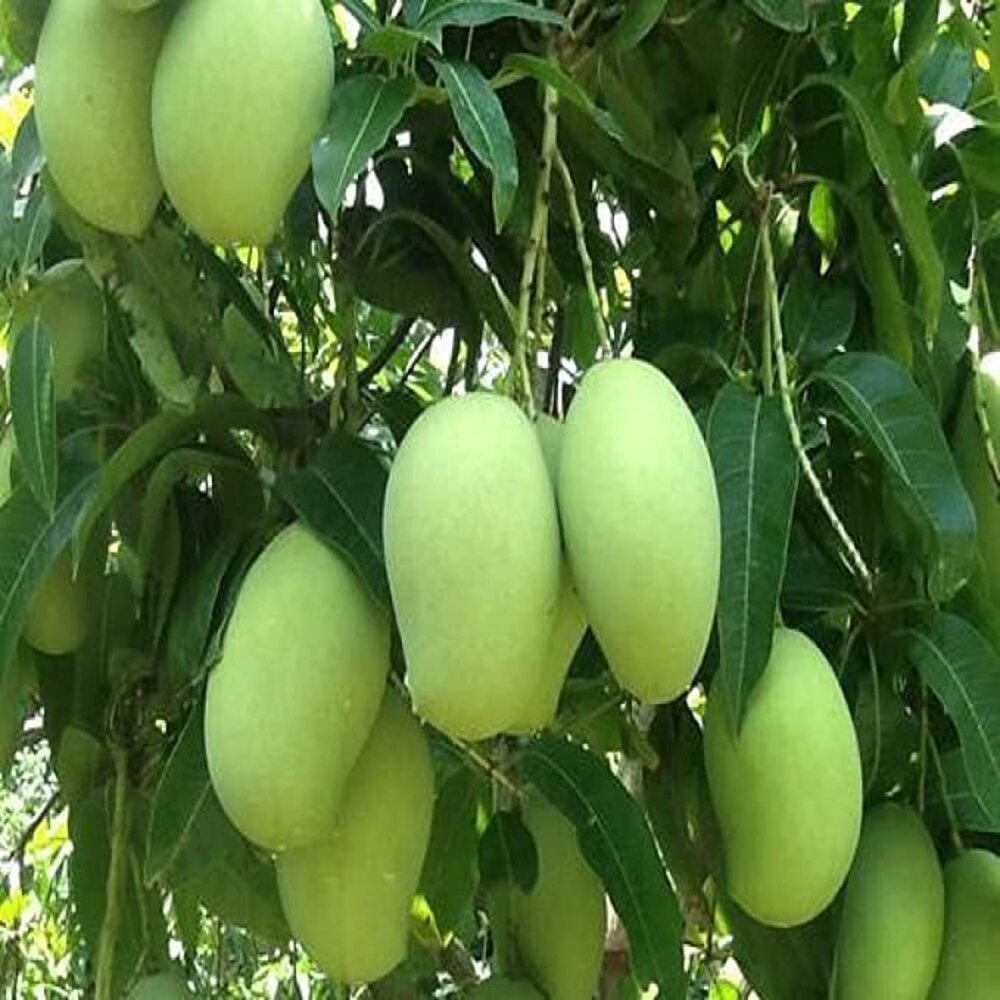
[900,0,939,64]
[0,152,13,276]
[361,25,425,63]
[10,319,57,514]
[0,644,33,775]
[816,352,975,602]
[781,262,856,365]
[340,0,380,31]
[519,736,684,997]
[15,183,51,272]
[478,809,538,893]
[416,0,564,34]
[277,433,390,607]
[11,109,41,186]
[605,0,667,51]
[312,75,415,220]
[435,59,518,232]
[935,749,1000,834]
[707,384,798,730]
[743,0,809,32]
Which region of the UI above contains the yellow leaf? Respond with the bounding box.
[0,89,32,151]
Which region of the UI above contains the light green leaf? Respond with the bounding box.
[416,0,564,34]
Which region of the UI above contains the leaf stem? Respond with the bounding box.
[95,746,130,1000]
[927,731,965,854]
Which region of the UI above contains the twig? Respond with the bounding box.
[927,731,965,854]
[453,737,523,799]
[864,639,881,798]
[95,747,130,1000]
[917,680,929,815]
[358,317,415,388]
[3,790,58,865]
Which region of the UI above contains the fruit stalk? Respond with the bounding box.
[95,746,130,1000]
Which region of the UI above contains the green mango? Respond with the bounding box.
[508,414,587,734]
[152,0,333,245]
[10,260,104,401]
[833,804,944,1000]
[497,796,607,1000]
[205,523,389,851]
[34,0,169,236]
[126,972,189,999]
[558,358,720,703]
[277,691,434,985]
[384,393,561,740]
[471,978,544,1000]
[929,849,1000,999]
[107,0,161,10]
[704,628,863,927]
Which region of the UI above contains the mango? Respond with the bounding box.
[10,260,104,401]
[929,849,1000,999]
[151,0,333,246]
[833,804,944,1000]
[497,796,606,1000]
[126,972,189,999]
[558,359,720,703]
[384,393,561,740]
[277,691,434,985]
[107,0,160,10]
[704,628,863,927]
[205,523,389,851]
[34,0,168,236]
[471,978,544,1000]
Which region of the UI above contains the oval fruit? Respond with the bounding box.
[384,393,561,740]
[10,260,104,401]
[472,978,544,1000]
[152,0,333,245]
[277,692,434,985]
[205,523,389,851]
[126,972,189,999]
[35,0,168,236]
[107,0,160,10]
[833,804,944,1000]
[929,849,1000,999]
[704,628,863,927]
[22,549,95,656]
[559,358,720,703]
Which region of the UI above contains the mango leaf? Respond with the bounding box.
[0,152,13,275]
[277,433,390,607]
[900,0,939,63]
[935,749,1000,834]
[781,262,856,365]
[9,319,57,514]
[415,0,564,34]
[340,0,380,31]
[312,75,415,221]
[519,736,684,997]
[707,384,798,731]
[0,644,33,775]
[361,25,425,63]
[15,183,50,272]
[435,59,518,232]
[904,613,1000,821]
[11,109,41,186]
[605,0,668,51]
[815,352,975,602]
[478,809,538,893]
[742,0,809,32]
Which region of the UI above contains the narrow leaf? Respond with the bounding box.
[935,749,1000,834]
[605,0,668,51]
[478,810,539,893]
[519,736,684,997]
[743,0,809,32]
[707,384,798,730]
[417,0,564,34]
[339,0,380,31]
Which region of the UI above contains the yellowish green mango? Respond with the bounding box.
[10,260,104,400]
[205,523,389,851]
[471,978,544,1000]
[929,849,1000,999]
[501,796,607,1000]
[384,393,561,740]
[277,691,434,985]
[107,0,160,10]
[152,0,333,246]
[34,0,168,236]
[558,358,720,703]
[704,628,863,927]
[833,804,944,1000]
[126,972,190,999]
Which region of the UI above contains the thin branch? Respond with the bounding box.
[452,737,524,799]
[927,731,965,854]
[917,680,929,815]
[95,747,130,1000]
[3,790,58,865]
[358,317,415,388]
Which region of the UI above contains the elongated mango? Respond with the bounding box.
[205,523,389,851]
[704,628,863,927]
[384,393,561,740]
[34,0,168,236]
[559,359,720,703]
[833,804,944,1000]
[152,0,333,245]
[277,692,434,985]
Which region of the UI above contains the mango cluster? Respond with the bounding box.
[33,0,334,245]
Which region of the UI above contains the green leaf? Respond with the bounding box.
[15,183,51,272]
[0,643,33,775]
[339,0,380,31]
[519,736,684,997]
[900,0,939,63]
[360,24,425,63]
[435,59,519,232]
[54,726,107,805]
[277,433,390,607]
[742,0,809,32]
[478,809,539,893]
[815,353,976,602]
[605,0,668,51]
[903,613,1000,822]
[707,384,798,730]
[935,749,1000,834]
[0,151,13,276]
[416,0,564,34]
[781,262,856,365]
[312,74,415,221]
[9,319,57,514]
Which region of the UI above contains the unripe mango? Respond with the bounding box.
[152,0,333,245]
[35,0,168,236]
[704,628,863,927]
[500,796,606,1000]
[833,804,944,1000]
[929,850,1000,999]
[107,0,160,10]
[126,972,190,999]
[384,393,561,740]
[277,692,434,985]
[558,359,720,703]
[10,260,104,401]
[205,523,389,851]
[471,978,544,1000]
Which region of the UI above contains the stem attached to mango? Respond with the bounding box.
[94,745,130,1000]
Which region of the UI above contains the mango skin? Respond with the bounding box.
[205,523,389,852]
[384,393,561,740]
[834,804,944,1000]
[152,0,333,246]
[10,260,104,401]
[504,797,607,1000]
[471,978,544,1000]
[558,359,720,703]
[277,692,434,985]
[35,0,168,236]
[107,0,160,10]
[126,972,189,999]
[929,849,1000,999]
[704,628,863,927]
